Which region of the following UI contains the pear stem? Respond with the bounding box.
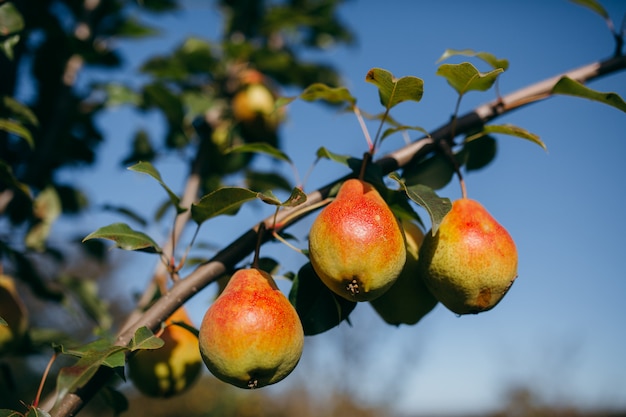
[33,352,58,408]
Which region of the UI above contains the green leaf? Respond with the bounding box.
[245,170,293,193]
[191,187,259,226]
[401,154,455,190]
[128,161,186,214]
[0,409,23,417]
[25,408,50,417]
[552,76,626,113]
[0,34,19,60]
[315,146,351,166]
[0,3,25,35]
[82,222,161,253]
[0,118,34,149]
[299,83,356,106]
[288,263,356,336]
[257,187,307,208]
[100,204,148,227]
[128,326,165,352]
[116,16,159,38]
[389,173,452,235]
[381,125,430,141]
[3,96,38,126]
[25,186,62,251]
[0,160,31,197]
[436,62,503,96]
[437,49,509,71]
[103,83,141,107]
[0,317,7,326]
[461,135,498,172]
[465,124,547,151]
[365,68,424,109]
[59,276,113,331]
[569,0,609,20]
[226,142,292,164]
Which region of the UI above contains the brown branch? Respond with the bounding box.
[48,53,626,417]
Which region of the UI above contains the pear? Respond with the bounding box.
[371,221,438,325]
[198,268,304,389]
[418,198,518,315]
[0,274,28,355]
[308,178,406,302]
[127,306,203,398]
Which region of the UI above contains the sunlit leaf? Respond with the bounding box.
[0,3,25,35]
[437,49,509,71]
[257,187,307,207]
[365,68,424,109]
[466,124,547,151]
[569,0,609,19]
[82,223,162,253]
[299,83,356,106]
[116,16,159,38]
[389,173,452,235]
[3,96,38,126]
[226,142,292,163]
[436,62,503,95]
[288,263,356,336]
[315,146,350,166]
[191,187,259,226]
[128,161,186,214]
[0,34,19,60]
[0,118,34,148]
[25,186,62,251]
[552,76,626,113]
[128,326,165,352]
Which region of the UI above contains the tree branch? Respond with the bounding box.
[48,53,626,417]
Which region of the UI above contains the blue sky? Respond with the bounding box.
[57,1,626,415]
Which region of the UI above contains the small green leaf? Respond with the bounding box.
[0,160,31,197]
[191,187,259,226]
[0,317,7,326]
[466,124,547,151]
[402,153,455,190]
[128,326,165,352]
[437,49,509,71]
[3,96,38,126]
[116,16,159,38]
[381,125,430,141]
[552,76,626,113]
[569,0,609,20]
[299,83,356,106]
[82,222,161,253]
[257,187,307,208]
[436,62,503,96]
[0,118,34,148]
[0,34,19,60]
[128,161,186,214]
[103,83,141,107]
[288,263,356,336]
[365,68,424,109]
[390,173,452,235]
[25,408,51,417]
[0,3,25,35]
[315,146,350,166]
[226,142,292,164]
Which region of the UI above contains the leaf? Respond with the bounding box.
[401,153,455,190]
[465,123,547,151]
[25,408,51,417]
[552,76,626,113]
[128,326,165,352]
[100,204,148,227]
[257,187,307,208]
[116,16,159,38]
[103,83,141,107]
[381,125,430,141]
[25,186,62,251]
[389,173,452,235]
[365,68,424,109]
[82,222,162,253]
[569,0,609,20]
[226,142,292,164]
[0,160,31,197]
[245,170,293,193]
[436,62,503,95]
[3,96,38,126]
[191,187,259,226]
[0,3,25,36]
[288,263,356,336]
[461,135,498,172]
[59,276,113,331]
[128,161,186,214]
[0,317,7,326]
[437,49,509,71]
[0,409,23,417]
[0,118,34,149]
[299,83,356,106]
[0,34,19,60]
[315,146,351,166]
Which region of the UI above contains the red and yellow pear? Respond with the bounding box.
[370,221,438,325]
[198,268,304,389]
[308,178,407,302]
[127,306,203,398]
[418,198,518,315]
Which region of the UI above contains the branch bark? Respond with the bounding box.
[48,54,626,417]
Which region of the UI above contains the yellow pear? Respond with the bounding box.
[370,221,438,325]
[308,178,406,302]
[0,274,28,355]
[127,306,203,398]
[198,268,304,389]
[418,198,518,315]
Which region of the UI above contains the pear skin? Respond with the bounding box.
[198,268,304,389]
[371,221,438,325]
[127,306,203,398]
[308,179,406,302]
[418,198,518,315]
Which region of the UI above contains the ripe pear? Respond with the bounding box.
[370,221,438,325]
[308,178,406,302]
[418,198,518,315]
[198,268,304,389]
[0,274,28,355]
[127,306,203,398]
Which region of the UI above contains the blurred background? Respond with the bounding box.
[0,1,625,416]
